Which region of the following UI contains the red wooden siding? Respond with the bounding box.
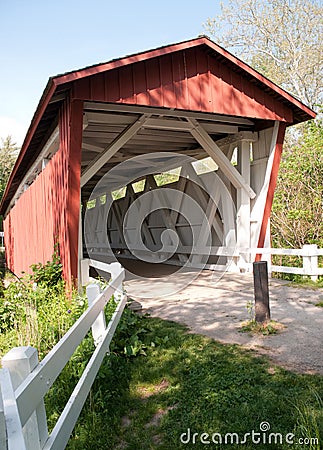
[72,47,293,123]
[4,99,83,282]
[4,159,57,278]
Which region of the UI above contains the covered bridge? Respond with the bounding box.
[0,36,315,284]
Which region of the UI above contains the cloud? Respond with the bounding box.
[0,116,28,147]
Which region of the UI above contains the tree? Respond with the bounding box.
[204,0,323,109]
[205,1,323,254]
[271,118,323,248]
[0,136,18,202]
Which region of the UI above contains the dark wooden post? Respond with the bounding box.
[253,261,270,323]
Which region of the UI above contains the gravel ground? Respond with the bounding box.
[125,268,323,375]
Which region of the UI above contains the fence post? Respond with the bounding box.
[302,244,318,282]
[80,258,91,285]
[108,262,125,302]
[1,347,48,450]
[0,384,6,449]
[253,261,271,323]
[86,283,107,346]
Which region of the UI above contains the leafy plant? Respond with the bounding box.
[29,248,62,287]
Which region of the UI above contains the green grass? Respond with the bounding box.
[55,317,322,450]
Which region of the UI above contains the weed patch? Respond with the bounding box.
[240,319,286,336]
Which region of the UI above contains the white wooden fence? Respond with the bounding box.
[168,243,323,281]
[0,259,126,450]
[248,244,323,281]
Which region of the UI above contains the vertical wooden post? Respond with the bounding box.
[237,140,251,269]
[303,244,318,282]
[2,347,48,450]
[253,261,271,323]
[86,284,107,346]
[80,258,91,286]
[58,98,83,285]
[0,368,26,450]
[0,384,6,450]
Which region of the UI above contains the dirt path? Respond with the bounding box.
[125,270,323,375]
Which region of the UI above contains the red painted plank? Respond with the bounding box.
[73,77,90,99]
[133,61,149,105]
[171,52,188,109]
[104,69,120,103]
[159,53,176,108]
[66,100,83,283]
[196,50,210,112]
[208,56,224,113]
[90,72,105,101]
[184,48,201,111]
[119,65,135,104]
[145,58,162,107]
[230,70,245,117]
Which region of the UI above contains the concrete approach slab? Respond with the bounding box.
[124,268,323,375]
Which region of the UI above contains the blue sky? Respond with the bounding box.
[0,0,222,146]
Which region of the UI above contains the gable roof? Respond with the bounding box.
[1,36,316,216]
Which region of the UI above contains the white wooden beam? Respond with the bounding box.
[84,101,255,126]
[187,118,256,199]
[125,182,157,251]
[215,131,258,149]
[138,118,193,132]
[181,163,224,240]
[145,176,188,263]
[250,122,279,248]
[142,118,239,134]
[236,139,251,264]
[82,142,105,153]
[81,114,150,187]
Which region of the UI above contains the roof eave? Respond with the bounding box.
[0,79,57,215]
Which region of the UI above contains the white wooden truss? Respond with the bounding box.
[80,102,280,273]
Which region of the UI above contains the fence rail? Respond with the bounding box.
[0,259,126,450]
[247,244,323,281]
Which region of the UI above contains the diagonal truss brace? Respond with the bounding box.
[187,118,256,199]
[81,114,150,187]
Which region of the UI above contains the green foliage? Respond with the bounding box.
[29,249,63,287]
[272,119,323,250]
[0,279,85,359]
[0,136,18,202]
[110,304,151,357]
